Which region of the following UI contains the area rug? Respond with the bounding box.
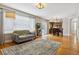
[1,39,61,55]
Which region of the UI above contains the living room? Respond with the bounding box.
[0,3,79,55]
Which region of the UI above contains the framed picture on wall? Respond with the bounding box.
[5,11,16,19]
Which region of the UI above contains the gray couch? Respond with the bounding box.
[12,30,35,43]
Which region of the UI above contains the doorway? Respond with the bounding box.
[49,22,63,36]
[70,18,78,43]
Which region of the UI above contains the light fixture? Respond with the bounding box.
[35,3,46,9]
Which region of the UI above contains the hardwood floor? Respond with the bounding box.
[0,34,79,55]
[0,41,16,54]
[48,34,79,55]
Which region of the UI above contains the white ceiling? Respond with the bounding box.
[2,3,79,20]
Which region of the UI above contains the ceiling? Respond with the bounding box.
[2,3,79,20]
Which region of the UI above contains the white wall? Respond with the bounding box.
[76,17,79,40]
[41,19,48,35]
[3,11,35,34]
[3,17,14,33]
[0,8,4,44]
[14,14,35,31]
[63,17,71,36]
[70,18,78,34]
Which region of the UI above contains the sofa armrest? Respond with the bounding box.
[12,33,19,40]
[30,32,35,35]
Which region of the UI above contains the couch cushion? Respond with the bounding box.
[13,30,30,35]
[19,34,34,38]
[26,34,34,37]
[19,35,27,38]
